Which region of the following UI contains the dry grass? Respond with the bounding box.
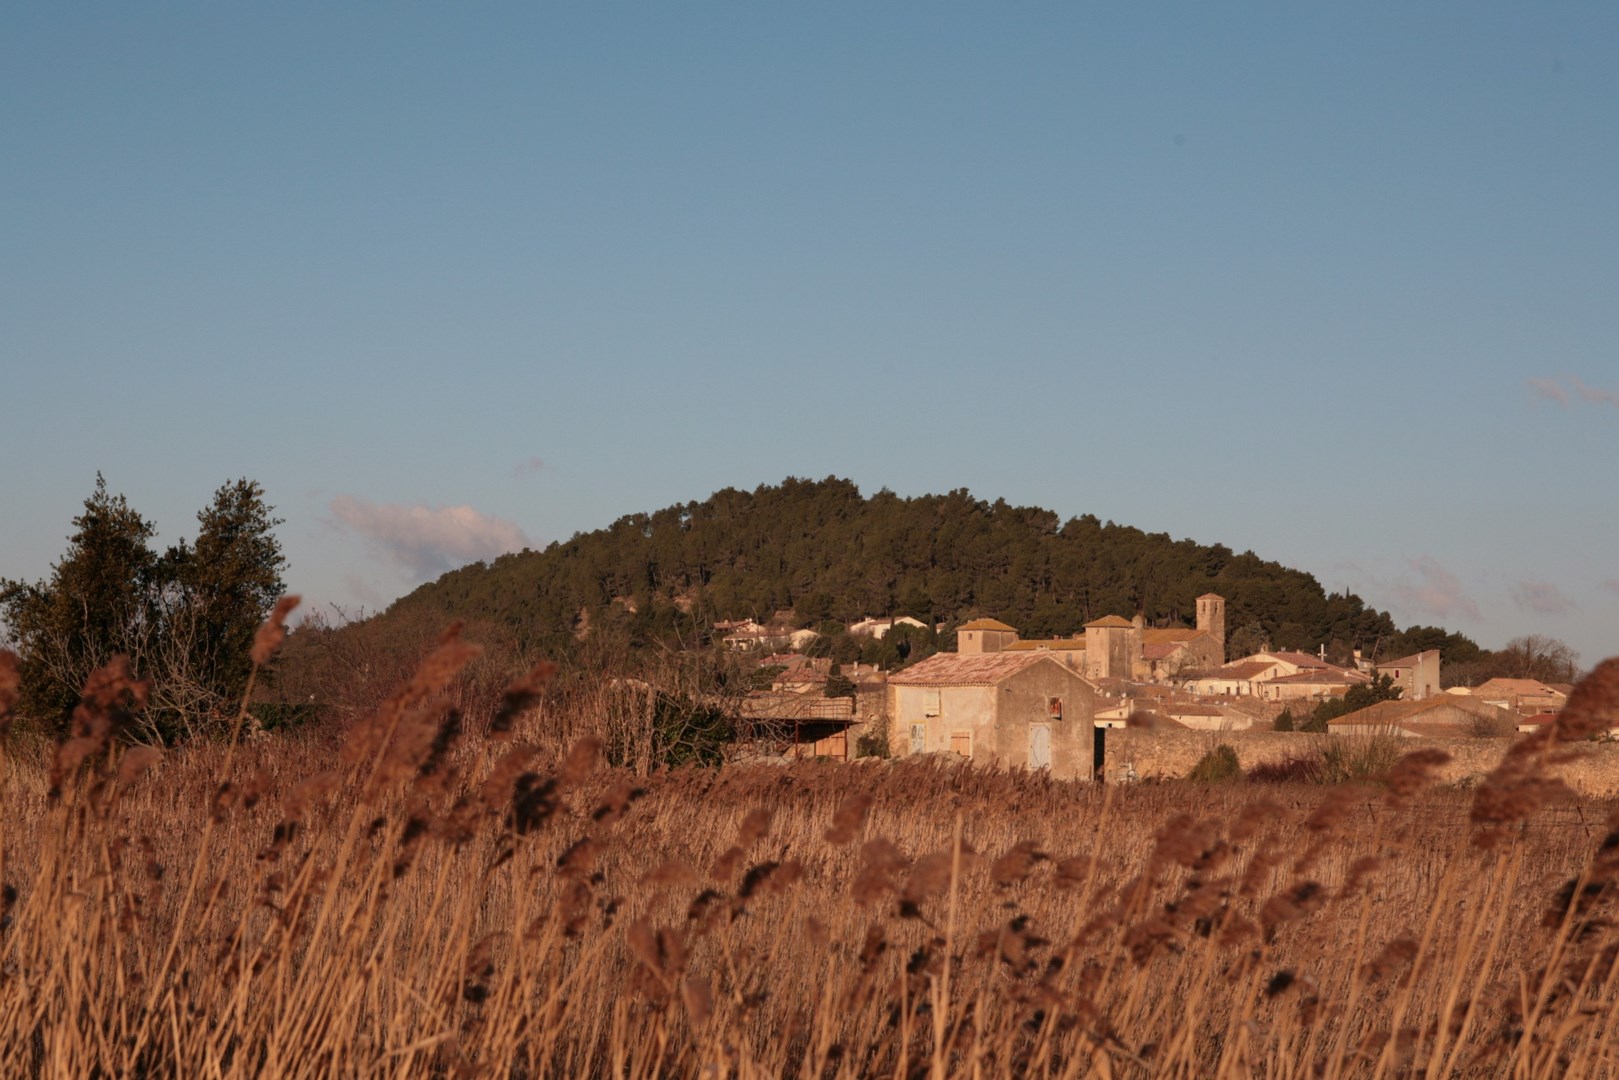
[4,637,1619,1077]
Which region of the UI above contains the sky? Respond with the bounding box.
[2,3,1616,665]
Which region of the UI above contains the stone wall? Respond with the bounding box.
[1101,727,1619,797]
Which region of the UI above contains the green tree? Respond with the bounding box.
[0,475,159,728]
[1301,673,1402,733]
[158,479,288,728]
[1,476,288,741]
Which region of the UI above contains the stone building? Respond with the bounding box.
[957,593,1227,685]
[1375,649,1442,701]
[887,652,1097,779]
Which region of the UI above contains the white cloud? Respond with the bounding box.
[1392,555,1481,621]
[1512,580,1575,616]
[329,495,532,580]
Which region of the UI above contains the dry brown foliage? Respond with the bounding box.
[1,645,1618,1076]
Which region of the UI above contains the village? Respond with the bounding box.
[721,593,1580,780]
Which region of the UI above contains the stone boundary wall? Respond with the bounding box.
[1103,727,1619,797]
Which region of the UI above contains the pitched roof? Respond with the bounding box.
[1006,638,1087,652]
[1266,668,1369,686]
[1085,615,1135,629]
[1143,627,1202,644]
[1197,592,1225,600]
[1191,661,1279,682]
[888,651,1065,687]
[1475,678,1567,697]
[1329,695,1508,729]
[1140,643,1181,660]
[1376,652,1431,670]
[1260,651,1332,668]
[957,618,1017,632]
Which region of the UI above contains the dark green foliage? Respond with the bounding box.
[1273,709,1295,732]
[163,479,288,711]
[384,477,1405,664]
[1188,744,1242,783]
[651,693,733,768]
[1300,673,1403,733]
[1,475,160,726]
[1,475,286,740]
[825,667,856,699]
[854,726,890,760]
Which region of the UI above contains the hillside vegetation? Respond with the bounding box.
[390,477,1429,662]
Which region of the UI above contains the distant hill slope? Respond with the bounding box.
[383,477,1416,662]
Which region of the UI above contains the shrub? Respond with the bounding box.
[1187,743,1241,783]
[854,723,890,759]
[1247,753,1323,784]
[1313,729,1406,784]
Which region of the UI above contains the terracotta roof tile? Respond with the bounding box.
[957,618,1017,632]
[889,651,1066,687]
[1084,615,1135,629]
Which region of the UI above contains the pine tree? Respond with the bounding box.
[0,475,158,728]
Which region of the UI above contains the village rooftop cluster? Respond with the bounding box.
[722,594,1580,780]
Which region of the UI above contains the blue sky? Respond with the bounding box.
[3,3,1616,665]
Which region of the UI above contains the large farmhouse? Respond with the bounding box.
[887,652,1097,779]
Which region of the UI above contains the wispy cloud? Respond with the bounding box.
[1512,580,1575,616]
[513,456,546,478]
[1529,376,1619,411]
[1571,376,1619,410]
[1528,377,1570,406]
[1392,555,1481,621]
[329,496,532,580]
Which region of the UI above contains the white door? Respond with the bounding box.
[1029,723,1051,769]
[910,724,926,755]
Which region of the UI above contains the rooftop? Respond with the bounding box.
[889,651,1066,687]
[1085,615,1135,629]
[957,618,1017,632]
[1006,638,1087,652]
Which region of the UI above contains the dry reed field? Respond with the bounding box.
[4,613,1619,1078]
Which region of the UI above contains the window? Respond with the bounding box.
[910,724,926,755]
[923,689,941,717]
[949,732,972,757]
[1048,696,1063,721]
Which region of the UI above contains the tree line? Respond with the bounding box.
[1,476,287,742]
[391,476,1419,662]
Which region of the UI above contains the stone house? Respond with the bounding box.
[887,652,1097,779]
[1182,660,1286,697]
[1375,650,1442,701]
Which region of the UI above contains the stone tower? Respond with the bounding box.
[957,619,1018,655]
[1084,615,1135,680]
[1196,594,1227,665]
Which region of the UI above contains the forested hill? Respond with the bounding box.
[384,477,1450,663]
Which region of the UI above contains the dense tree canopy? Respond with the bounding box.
[388,476,1425,662]
[1,476,287,739]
